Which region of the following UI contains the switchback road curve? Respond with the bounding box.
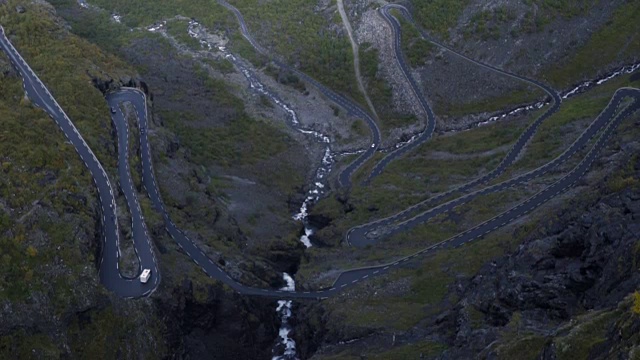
[363,5,437,183]
[348,88,634,246]
[365,5,560,183]
[347,4,564,245]
[0,26,160,297]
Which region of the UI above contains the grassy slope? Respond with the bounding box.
[52,1,309,288]
[412,0,471,39]
[0,0,124,299]
[543,1,640,88]
[405,0,638,119]
[310,105,532,245]
[359,42,418,132]
[395,6,544,119]
[229,0,364,105]
[88,0,365,107]
[309,71,637,258]
[158,63,293,169]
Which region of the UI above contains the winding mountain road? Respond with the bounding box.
[2,6,639,301]
[345,4,565,245]
[363,5,437,183]
[348,87,633,246]
[100,87,640,299]
[365,5,560,184]
[0,26,160,298]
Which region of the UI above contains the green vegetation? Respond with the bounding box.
[554,309,620,360]
[525,0,594,19]
[311,113,529,245]
[311,65,640,358]
[66,307,164,359]
[412,0,471,39]
[408,0,636,110]
[0,0,134,301]
[165,19,201,49]
[495,335,548,360]
[359,43,416,132]
[160,79,293,166]
[88,0,362,106]
[231,0,362,104]
[608,155,639,193]
[0,330,61,358]
[306,69,639,291]
[396,14,434,68]
[321,341,447,360]
[436,87,545,118]
[1,1,138,175]
[49,0,137,52]
[0,11,68,269]
[465,1,593,39]
[392,8,544,119]
[497,73,638,181]
[0,2,166,357]
[321,137,640,355]
[88,0,235,29]
[543,1,640,87]
[463,7,515,41]
[203,57,235,75]
[385,186,531,250]
[322,220,529,337]
[368,341,447,359]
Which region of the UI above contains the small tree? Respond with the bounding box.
[632,291,640,315]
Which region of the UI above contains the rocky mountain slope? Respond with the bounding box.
[346,0,639,136]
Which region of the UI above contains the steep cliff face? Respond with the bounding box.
[441,156,640,358]
[154,278,279,359]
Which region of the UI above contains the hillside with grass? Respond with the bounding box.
[0,1,162,356]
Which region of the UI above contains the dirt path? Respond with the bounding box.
[337,0,379,121]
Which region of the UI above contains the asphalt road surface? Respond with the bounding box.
[347,88,636,247]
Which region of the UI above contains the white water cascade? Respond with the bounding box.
[272,273,298,360]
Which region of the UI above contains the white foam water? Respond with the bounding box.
[184,19,336,248]
[182,21,338,358]
[395,62,640,141]
[272,273,298,360]
[477,62,640,127]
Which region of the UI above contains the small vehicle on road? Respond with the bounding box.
[140,268,151,283]
[110,106,116,114]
